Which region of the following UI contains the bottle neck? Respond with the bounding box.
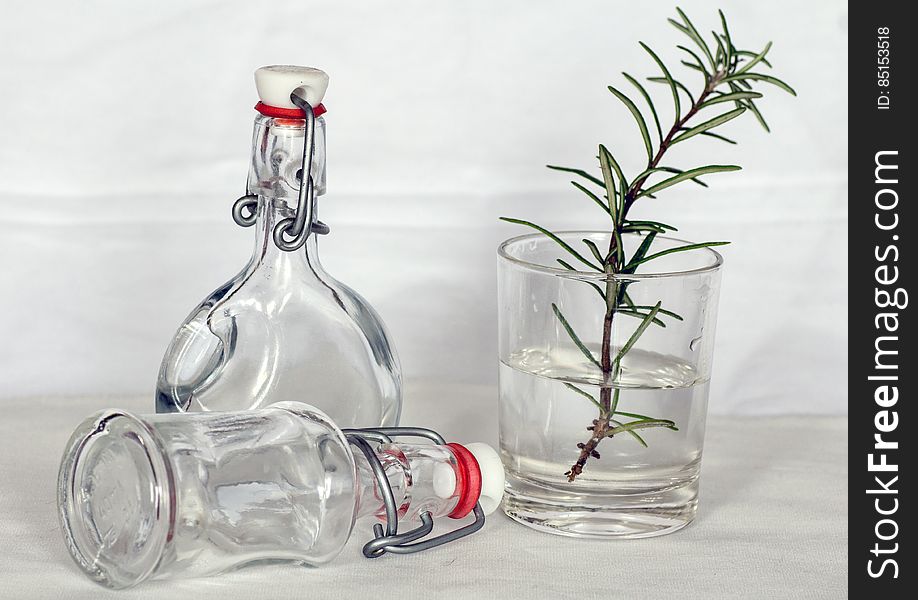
[245,112,328,270]
[247,113,327,203]
[248,196,323,272]
[354,443,466,523]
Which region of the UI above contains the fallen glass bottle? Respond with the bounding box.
[57,402,503,589]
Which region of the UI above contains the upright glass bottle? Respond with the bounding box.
[156,66,401,427]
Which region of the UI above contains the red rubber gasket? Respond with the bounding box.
[446,443,482,519]
[255,101,327,119]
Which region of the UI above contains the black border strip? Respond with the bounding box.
[851,3,912,595]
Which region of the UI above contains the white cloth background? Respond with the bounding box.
[0,1,847,413]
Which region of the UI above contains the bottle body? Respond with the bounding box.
[58,403,358,588]
[58,402,466,589]
[156,113,401,427]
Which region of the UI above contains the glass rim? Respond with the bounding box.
[497,230,724,280]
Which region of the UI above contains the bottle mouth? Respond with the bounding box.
[57,411,173,589]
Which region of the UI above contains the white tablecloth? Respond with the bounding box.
[0,382,847,599]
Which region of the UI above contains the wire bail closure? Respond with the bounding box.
[340,427,487,559]
[232,87,330,250]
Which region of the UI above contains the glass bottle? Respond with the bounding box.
[156,66,401,427]
[58,402,504,589]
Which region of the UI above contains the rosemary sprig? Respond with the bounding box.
[501,8,794,481]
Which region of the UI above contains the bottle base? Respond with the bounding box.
[58,411,173,589]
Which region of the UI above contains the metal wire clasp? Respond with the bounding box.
[341,427,487,559]
[232,87,329,250]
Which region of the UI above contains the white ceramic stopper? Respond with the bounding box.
[463,443,505,515]
[254,65,329,109]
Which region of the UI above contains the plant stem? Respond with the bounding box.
[566,275,621,481]
[566,68,726,482]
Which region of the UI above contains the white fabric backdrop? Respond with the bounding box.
[0,0,848,414]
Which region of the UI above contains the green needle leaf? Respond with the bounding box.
[668,18,690,35]
[736,41,773,74]
[621,289,635,308]
[582,238,605,265]
[597,145,619,218]
[639,165,741,196]
[500,217,602,271]
[639,42,681,119]
[552,303,601,369]
[627,241,730,269]
[698,91,763,109]
[598,145,628,213]
[609,418,649,447]
[556,260,606,300]
[608,85,653,162]
[614,410,662,421]
[671,107,746,144]
[656,166,709,187]
[611,226,625,266]
[622,223,665,234]
[608,387,623,416]
[676,45,709,76]
[675,7,715,69]
[711,31,727,68]
[606,418,679,438]
[723,72,797,95]
[547,164,604,188]
[564,382,603,411]
[613,301,661,364]
[624,219,679,232]
[629,305,684,321]
[571,181,613,217]
[742,98,771,132]
[622,72,663,144]
[699,131,738,144]
[719,10,733,68]
[646,77,694,105]
[633,166,709,189]
[617,309,667,328]
[736,48,773,69]
[623,232,657,273]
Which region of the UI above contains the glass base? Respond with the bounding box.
[502,472,698,539]
[58,411,172,588]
